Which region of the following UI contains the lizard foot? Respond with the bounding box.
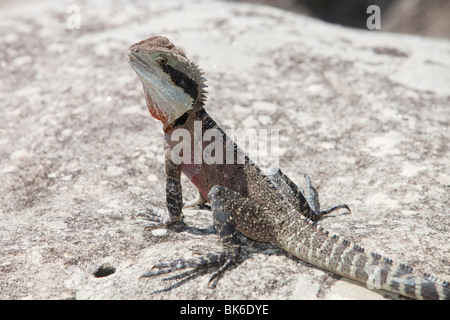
[141,246,240,287]
[183,189,207,209]
[302,174,351,221]
[138,208,180,229]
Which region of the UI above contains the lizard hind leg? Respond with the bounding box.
[266,167,350,221]
[266,166,312,214]
[302,174,351,221]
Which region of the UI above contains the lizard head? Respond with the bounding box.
[127,36,206,130]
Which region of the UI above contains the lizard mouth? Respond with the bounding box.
[127,50,148,70]
[126,49,136,63]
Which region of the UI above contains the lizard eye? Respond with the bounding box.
[155,57,168,66]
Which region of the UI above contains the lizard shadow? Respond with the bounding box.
[150,207,350,294]
[148,247,256,295]
[148,229,288,294]
[151,220,399,299]
[150,268,208,295]
[169,204,218,236]
[170,217,217,236]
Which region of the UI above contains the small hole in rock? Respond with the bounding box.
[93,265,116,278]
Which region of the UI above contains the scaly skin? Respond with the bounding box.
[127,36,449,299]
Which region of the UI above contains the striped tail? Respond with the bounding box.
[277,216,449,300]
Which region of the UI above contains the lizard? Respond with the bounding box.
[126,36,449,300]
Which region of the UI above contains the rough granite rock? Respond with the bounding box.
[0,0,449,300]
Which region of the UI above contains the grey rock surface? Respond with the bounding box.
[0,0,449,300]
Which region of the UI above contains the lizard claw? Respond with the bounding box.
[137,208,179,229]
[138,208,164,221]
[319,204,351,216]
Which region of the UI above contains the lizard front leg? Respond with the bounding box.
[138,151,183,228]
[141,185,243,286]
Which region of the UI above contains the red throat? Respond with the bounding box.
[145,94,168,125]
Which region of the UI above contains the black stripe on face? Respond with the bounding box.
[162,64,198,100]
